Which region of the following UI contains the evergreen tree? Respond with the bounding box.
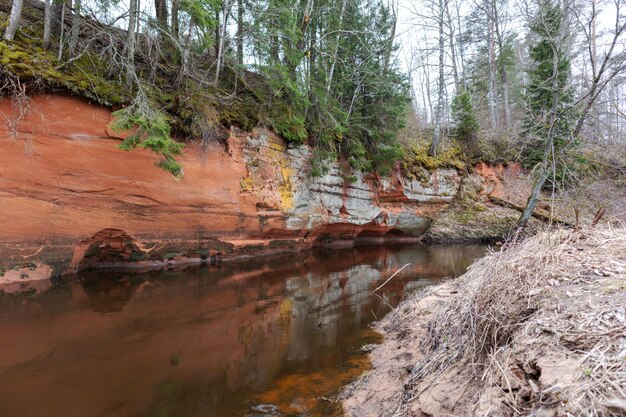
[450,90,479,143]
[518,0,576,227]
[521,0,576,178]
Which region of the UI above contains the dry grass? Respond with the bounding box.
[404,225,626,416]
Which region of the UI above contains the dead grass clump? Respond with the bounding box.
[408,225,626,415]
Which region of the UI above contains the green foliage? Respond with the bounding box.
[310,148,337,177]
[252,0,410,176]
[451,90,480,142]
[273,114,307,144]
[371,142,404,176]
[180,0,220,49]
[111,96,184,177]
[450,90,481,160]
[522,0,578,186]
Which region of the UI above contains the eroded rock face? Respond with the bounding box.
[241,130,458,239]
[0,94,465,278]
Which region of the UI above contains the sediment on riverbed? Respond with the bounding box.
[342,226,626,417]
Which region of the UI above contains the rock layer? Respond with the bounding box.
[0,94,502,280]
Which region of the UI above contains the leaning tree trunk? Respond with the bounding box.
[179,18,195,83]
[518,53,561,229]
[3,0,24,41]
[517,141,551,228]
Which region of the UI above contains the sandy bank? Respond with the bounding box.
[342,226,626,416]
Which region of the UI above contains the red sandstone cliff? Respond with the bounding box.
[0,94,525,283]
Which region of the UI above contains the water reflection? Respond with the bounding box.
[0,243,487,417]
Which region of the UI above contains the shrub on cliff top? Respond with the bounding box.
[110,93,184,177]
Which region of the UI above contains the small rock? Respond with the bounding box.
[250,404,280,415]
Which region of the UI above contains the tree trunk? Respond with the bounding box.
[428,0,445,157]
[487,9,499,130]
[454,0,466,86]
[154,0,168,30]
[444,0,460,92]
[491,196,573,226]
[309,0,317,85]
[214,1,230,84]
[215,8,221,59]
[57,0,67,60]
[136,0,141,36]
[518,46,562,229]
[493,0,511,128]
[69,0,81,56]
[421,40,434,123]
[236,0,243,66]
[3,0,24,41]
[517,146,550,229]
[383,0,398,74]
[51,0,64,38]
[126,0,138,87]
[295,0,313,54]
[171,0,179,38]
[43,0,52,50]
[325,0,348,96]
[179,18,195,82]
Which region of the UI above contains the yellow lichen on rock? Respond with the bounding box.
[240,176,254,192]
[279,165,294,210]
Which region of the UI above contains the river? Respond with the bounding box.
[0,243,488,417]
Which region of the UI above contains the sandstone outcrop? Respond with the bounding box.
[0,94,515,281]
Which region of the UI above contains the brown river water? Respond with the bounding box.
[0,243,488,417]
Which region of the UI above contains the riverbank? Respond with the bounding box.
[342,226,626,416]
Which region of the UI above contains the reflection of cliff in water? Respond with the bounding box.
[0,243,488,417]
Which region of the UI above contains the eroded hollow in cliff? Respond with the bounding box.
[355,228,413,240]
[385,228,411,237]
[69,229,148,272]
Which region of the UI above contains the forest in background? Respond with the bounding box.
[1,0,625,225]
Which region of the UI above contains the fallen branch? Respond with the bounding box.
[373,263,411,293]
[489,196,574,227]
